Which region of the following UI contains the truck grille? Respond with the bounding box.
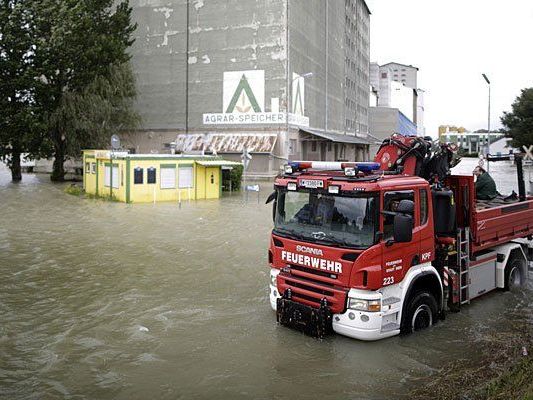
[277,270,347,314]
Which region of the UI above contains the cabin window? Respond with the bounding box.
[147,167,156,184]
[383,190,414,239]
[104,165,119,189]
[160,166,176,189]
[134,167,143,184]
[178,166,194,189]
[420,189,428,225]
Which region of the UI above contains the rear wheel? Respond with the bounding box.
[401,291,438,334]
[504,257,524,291]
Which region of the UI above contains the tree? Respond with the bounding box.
[0,0,43,181]
[49,62,140,159]
[31,0,136,181]
[501,88,533,150]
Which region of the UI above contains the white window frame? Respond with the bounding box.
[160,166,176,189]
[104,165,119,189]
[178,165,194,189]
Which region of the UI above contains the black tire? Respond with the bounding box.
[504,257,524,291]
[400,291,438,334]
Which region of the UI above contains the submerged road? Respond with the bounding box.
[0,159,531,399]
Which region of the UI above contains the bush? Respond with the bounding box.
[64,184,84,196]
[64,184,118,201]
[223,164,243,191]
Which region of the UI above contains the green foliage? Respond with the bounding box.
[230,164,244,191]
[0,0,45,180]
[501,88,533,150]
[64,184,84,196]
[30,0,137,181]
[0,0,138,182]
[49,62,140,159]
[64,183,118,201]
[484,356,533,399]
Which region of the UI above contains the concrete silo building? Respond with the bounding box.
[125,0,373,177]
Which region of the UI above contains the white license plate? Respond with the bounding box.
[300,179,324,189]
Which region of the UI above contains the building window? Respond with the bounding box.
[147,167,156,184]
[311,141,317,152]
[289,139,297,155]
[160,166,176,189]
[178,166,194,189]
[328,142,332,152]
[91,163,96,174]
[134,167,143,184]
[85,162,90,174]
[104,164,119,189]
[381,72,387,79]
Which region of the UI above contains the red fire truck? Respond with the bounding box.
[267,135,533,340]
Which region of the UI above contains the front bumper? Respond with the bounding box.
[269,268,401,341]
[269,283,280,310]
[332,309,399,341]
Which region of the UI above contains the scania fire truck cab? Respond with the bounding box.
[267,136,533,341]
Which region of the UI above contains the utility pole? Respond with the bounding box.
[482,73,491,172]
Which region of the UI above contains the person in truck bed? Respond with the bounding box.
[473,166,497,200]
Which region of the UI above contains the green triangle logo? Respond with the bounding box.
[293,79,303,115]
[225,74,262,113]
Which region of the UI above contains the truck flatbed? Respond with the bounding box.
[447,174,533,253]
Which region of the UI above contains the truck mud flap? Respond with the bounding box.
[276,294,333,339]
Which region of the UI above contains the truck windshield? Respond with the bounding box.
[274,189,378,248]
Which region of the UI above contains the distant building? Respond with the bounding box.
[439,125,467,138]
[380,62,418,89]
[368,107,417,154]
[368,61,425,144]
[441,131,504,155]
[82,150,240,203]
[124,0,374,177]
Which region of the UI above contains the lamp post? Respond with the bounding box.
[482,73,491,172]
[286,72,313,161]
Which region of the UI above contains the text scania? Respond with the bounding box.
[281,250,342,273]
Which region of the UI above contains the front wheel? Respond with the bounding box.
[504,257,525,291]
[400,291,438,334]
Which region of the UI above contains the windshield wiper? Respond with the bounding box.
[320,234,363,248]
[273,227,304,240]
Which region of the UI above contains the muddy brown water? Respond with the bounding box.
[0,159,532,399]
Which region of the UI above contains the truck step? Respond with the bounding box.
[381,322,400,333]
[382,297,401,306]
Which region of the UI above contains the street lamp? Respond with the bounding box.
[286,72,313,160]
[482,73,491,172]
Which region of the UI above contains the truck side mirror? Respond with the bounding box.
[393,214,413,243]
[266,191,277,222]
[393,199,414,243]
[265,191,277,204]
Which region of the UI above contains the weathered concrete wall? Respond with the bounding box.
[130,0,188,130]
[126,0,371,171]
[130,0,287,133]
[368,106,398,155]
[187,0,288,130]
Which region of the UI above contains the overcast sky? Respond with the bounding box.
[366,0,533,136]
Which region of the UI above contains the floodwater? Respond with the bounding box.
[0,159,532,400]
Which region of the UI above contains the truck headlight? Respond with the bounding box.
[348,298,381,312]
[270,269,280,286]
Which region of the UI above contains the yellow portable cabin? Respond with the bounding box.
[82,150,241,203]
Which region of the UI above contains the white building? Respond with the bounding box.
[369,62,425,136]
